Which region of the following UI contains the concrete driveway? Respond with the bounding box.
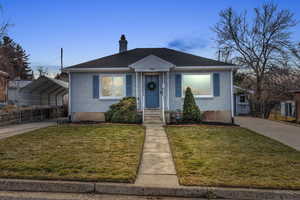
[235,116,300,151]
[0,121,57,140]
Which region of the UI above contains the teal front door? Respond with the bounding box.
[145,75,159,108]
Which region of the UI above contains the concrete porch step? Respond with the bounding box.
[143,120,163,124]
[144,113,161,117]
[144,116,161,121]
[144,109,161,114]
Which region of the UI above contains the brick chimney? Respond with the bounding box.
[119,34,127,53]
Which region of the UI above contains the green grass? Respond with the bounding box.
[166,125,300,189]
[0,124,145,183]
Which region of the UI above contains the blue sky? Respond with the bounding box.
[1,0,300,76]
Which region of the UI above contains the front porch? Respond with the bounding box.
[130,55,175,124]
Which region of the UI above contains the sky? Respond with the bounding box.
[1,0,300,77]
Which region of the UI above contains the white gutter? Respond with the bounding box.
[175,66,240,71]
[63,67,130,72]
[63,66,240,72]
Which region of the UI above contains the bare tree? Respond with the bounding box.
[0,5,9,38]
[213,3,297,117]
[291,42,300,67]
[36,66,48,77]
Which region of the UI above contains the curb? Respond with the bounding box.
[0,179,94,193]
[1,179,300,200]
[95,183,300,200]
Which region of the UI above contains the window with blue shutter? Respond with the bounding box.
[93,75,99,98]
[175,74,182,97]
[126,74,132,96]
[213,73,220,97]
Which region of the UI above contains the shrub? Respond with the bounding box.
[105,97,141,124]
[182,87,201,122]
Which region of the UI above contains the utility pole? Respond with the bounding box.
[60,48,63,71]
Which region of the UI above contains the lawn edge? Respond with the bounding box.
[133,125,146,183]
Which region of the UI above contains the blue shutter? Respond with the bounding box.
[93,75,99,98]
[213,73,220,97]
[175,74,182,97]
[126,74,132,96]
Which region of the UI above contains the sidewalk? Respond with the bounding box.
[135,124,179,187]
[0,121,57,140]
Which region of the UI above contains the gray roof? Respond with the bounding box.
[21,76,68,94]
[66,48,235,69]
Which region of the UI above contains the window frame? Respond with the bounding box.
[181,73,214,98]
[99,74,126,99]
[239,95,246,103]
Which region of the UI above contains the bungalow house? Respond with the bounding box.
[63,35,239,123]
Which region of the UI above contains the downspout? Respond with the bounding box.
[167,71,170,110]
[68,72,72,121]
[141,72,144,123]
[135,72,138,109]
[230,69,234,123]
[162,72,165,124]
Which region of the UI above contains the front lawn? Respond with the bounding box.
[166,125,300,189]
[0,124,145,183]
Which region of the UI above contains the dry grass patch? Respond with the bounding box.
[0,124,145,183]
[166,125,300,189]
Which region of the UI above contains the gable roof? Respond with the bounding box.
[65,48,235,69]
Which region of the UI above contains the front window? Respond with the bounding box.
[100,75,125,98]
[182,74,212,97]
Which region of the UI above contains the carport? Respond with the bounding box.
[20,76,68,106]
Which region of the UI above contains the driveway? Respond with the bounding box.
[235,116,300,151]
[0,121,57,140]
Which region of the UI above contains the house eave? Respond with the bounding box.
[63,67,131,73]
[63,65,240,73]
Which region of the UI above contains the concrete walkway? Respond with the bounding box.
[0,121,57,140]
[235,116,300,151]
[135,124,179,187]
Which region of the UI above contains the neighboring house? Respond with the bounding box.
[294,90,300,123]
[8,78,32,105]
[233,86,251,116]
[0,70,9,105]
[63,35,239,123]
[8,76,68,106]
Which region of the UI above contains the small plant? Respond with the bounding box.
[182,87,201,122]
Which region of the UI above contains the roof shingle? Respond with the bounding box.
[66,48,234,69]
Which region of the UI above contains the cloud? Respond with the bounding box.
[167,37,209,52]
